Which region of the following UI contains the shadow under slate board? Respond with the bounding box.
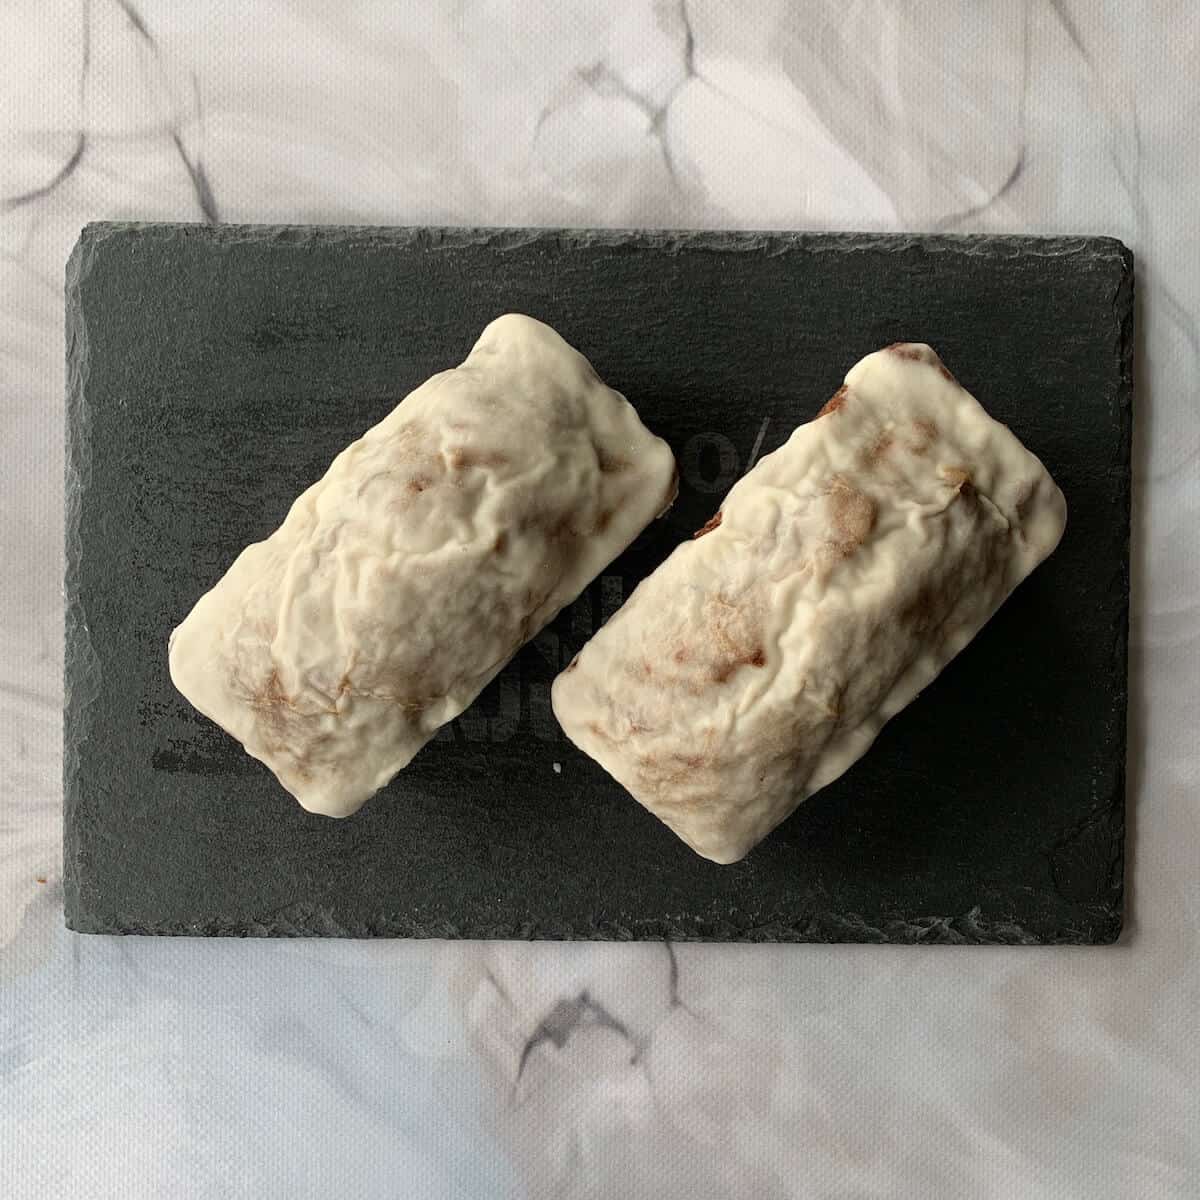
[64,223,1132,944]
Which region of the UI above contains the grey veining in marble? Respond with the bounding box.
[2,2,1198,1197]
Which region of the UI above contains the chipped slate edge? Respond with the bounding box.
[64,228,102,930]
[64,903,1122,944]
[1107,240,1135,942]
[70,219,1133,266]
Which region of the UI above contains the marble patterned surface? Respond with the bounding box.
[2,2,1197,1196]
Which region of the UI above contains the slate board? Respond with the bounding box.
[64,223,1132,943]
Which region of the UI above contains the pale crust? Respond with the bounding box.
[169,314,677,816]
[552,343,1068,864]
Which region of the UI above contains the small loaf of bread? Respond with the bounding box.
[552,343,1067,864]
[169,314,677,817]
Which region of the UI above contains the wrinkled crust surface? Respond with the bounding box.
[169,314,677,815]
[552,343,1067,864]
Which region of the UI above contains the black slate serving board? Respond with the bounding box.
[64,223,1132,943]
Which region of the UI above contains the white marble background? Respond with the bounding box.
[2,2,1197,1196]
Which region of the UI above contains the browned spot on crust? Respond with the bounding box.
[238,668,337,778]
[564,655,580,674]
[406,476,431,494]
[597,448,630,474]
[711,646,766,684]
[662,591,769,695]
[825,477,876,556]
[818,385,849,417]
[324,671,437,717]
[862,429,894,466]
[493,530,509,554]
[594,509,613,534]
[230,629,450,793]
[887,341,955,382]
[910,419,938,455]
[640,750,704,773]
[251,669,293,712]
[711,659,748,685]
[545,513,575,542]
[624,656,655,682]
[941,466,974,499]
[447,447,509,471]
[694,511,723,538]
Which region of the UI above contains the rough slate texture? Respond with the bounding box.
[64,223,1132,943]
